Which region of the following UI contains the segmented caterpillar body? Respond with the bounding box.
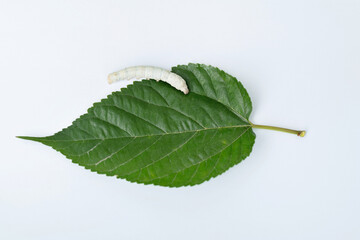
[108,66,189,94]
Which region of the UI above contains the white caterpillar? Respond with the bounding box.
[108,66,189,94]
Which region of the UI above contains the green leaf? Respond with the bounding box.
[19,63,256,187]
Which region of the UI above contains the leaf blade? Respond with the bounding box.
[21,64,255,187]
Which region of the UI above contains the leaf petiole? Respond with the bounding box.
[251,123,306,137]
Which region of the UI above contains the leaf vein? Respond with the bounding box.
[106,104,167,133]
[109,135,164,172]
[127,131,198,179]
[146,127,251,184]
[91,138,136,166]
[117,92,206,129]
[36,125,251,142]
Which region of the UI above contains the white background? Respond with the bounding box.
[1,0,359,239]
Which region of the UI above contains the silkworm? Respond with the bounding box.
[108,66,189,94]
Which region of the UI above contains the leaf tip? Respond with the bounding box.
[16,136,45,142]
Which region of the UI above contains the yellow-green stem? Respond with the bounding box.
[251,123,306,137]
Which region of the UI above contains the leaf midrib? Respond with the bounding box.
[43,124,252,142]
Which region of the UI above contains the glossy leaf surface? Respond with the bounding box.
[19,64,255,187]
